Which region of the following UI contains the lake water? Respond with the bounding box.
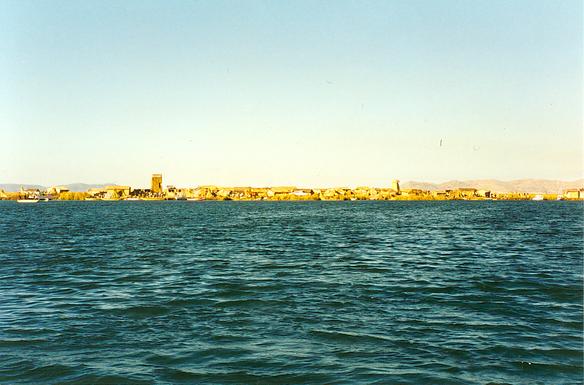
[0,201,582,384]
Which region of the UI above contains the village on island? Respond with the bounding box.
[3,174,584,202]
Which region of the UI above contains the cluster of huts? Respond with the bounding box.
[1,177,583,201]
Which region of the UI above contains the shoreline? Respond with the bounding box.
[4,197,582,202]
[5,176,583,202]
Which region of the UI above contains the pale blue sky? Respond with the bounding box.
[1,0,582,187]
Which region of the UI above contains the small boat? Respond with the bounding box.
[17,199,39,203]
[125,197,141,201]
[186,198,203,201]
[532,194,544,201]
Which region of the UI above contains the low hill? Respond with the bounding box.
[0,184,46,192]
[63,183,116,192]
[0,183,115,192]
[402,179,584,194]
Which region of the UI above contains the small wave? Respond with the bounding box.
[115,305,170,317]
[310,329,397,344]
[0,338,48,347]
[513,360,583,373]
[6,363,78,383]
[60,373,153,385]
[158,368,335,384]
[165,298,215,306]
[213,298,284,308]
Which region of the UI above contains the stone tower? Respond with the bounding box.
[151,174,162,194]
[392,179,400,194]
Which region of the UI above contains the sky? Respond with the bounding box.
[0,0,582,188]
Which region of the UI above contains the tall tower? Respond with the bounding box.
[392,179,400,194]
[151,174,162,194]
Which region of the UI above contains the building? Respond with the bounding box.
[151,174,162,194]
[164,185,191,200]
[86,185,131,200]
[392,179,400,194]
[564,188,584,200]
[455,188,477,199]
[104,186,130,200]
[129,188,150,198]
[267,186,296,197]
[432,190,448,198]
[476,189,491,198]
[292,189,311,197]
[46,186,70,195]
[20,187,41,199]
[400,189,423,197]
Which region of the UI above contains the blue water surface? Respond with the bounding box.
[0,201,582,384]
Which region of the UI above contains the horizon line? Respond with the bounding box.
[2,176,584,189]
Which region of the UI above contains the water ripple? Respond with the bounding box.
[0,201,582,384]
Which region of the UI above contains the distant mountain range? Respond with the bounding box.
[401,179,584,194]
[0,183,115,192]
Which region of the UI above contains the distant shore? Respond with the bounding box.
[3,185,583,202]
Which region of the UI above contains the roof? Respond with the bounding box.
[270,186,296,193]
[232,187,251,192]
[105,185,131,190]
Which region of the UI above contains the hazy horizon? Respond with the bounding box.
[1,0,582,187]
[2,177,583,192]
